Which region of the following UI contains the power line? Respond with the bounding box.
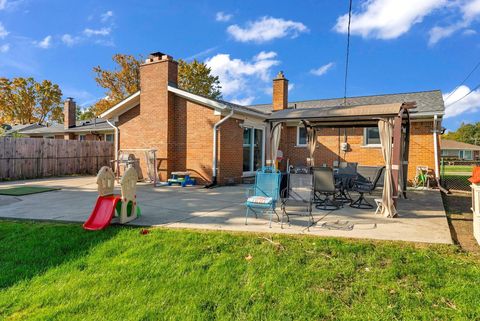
[445,82,480,107]
[444,59,480,103]
[343,0,353,106]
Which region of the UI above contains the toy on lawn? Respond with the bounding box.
[83,166,140,230]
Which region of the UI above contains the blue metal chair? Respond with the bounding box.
[245,166,281,228]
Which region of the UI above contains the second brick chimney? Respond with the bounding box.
[64,98,76,129]
[272,71,288,111]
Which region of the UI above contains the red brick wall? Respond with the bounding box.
[218,118,244,184]
[116,93,245,185]
[280,120,437,182]
[172,96,218,185]
[116,56,178,181]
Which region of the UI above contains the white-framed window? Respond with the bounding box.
[296,126,307,147]
[45,135,55,139]
[363,127,381,146]
[105,133,114,142]
[461,150,473,160]
[78,134,86,141]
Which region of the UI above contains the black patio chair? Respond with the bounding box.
[280,170,314,228]
[313,167,341,211]
[350,166,385,209]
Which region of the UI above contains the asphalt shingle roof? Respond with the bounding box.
[247,90,445,116]
[441,139,480,151]
[19,119,113,135]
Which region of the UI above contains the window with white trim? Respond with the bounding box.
[364,127,381,146]
[462,150,473,160]
[296,126,307,146]
[78,134,86,141]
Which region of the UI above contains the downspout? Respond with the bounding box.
[433,114,440,179]
[106,119,119,161]
[205,108,235,188]
[433,114,449,193]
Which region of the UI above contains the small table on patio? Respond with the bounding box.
[167,171,196,187]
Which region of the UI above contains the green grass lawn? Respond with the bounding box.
[444,165,474,173]
[1,221,480,320]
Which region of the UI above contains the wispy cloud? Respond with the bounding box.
[35,35,52,49]
[463,28,477,36]
[230,97,255,105]
[310,62,335,76]
[206,51,280,103]
[334,0,445,40]
[184,46,218,61]
[0,43,9,52]
[61,34,80,46]
[0,22,9,38]
[428,0,480,45]
[0,0,6,10]
[216,11,233,22]
[444,85,480,118]
[227,16,308,43]
[100,10,114,23]
[83,27,111,37]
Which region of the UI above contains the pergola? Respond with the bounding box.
[267,102,416,218]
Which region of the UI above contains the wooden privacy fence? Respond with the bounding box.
[0,137,114,180]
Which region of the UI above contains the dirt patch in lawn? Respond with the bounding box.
[442,192,480,255]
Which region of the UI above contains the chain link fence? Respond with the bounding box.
[440,158,479,192]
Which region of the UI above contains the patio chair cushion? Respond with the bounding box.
[247,196,273,204]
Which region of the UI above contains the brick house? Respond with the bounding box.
[17,98,114,141]
[441,139,480,160]
[100,52,445,185]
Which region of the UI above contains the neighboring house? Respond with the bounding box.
[441,139,480,160]
[2,123,44,136]
[99,52,444,185]
[18,98,114,141]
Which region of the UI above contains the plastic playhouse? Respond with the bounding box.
[83,166,140,230]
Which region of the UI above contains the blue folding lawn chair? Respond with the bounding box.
[245,166,281,228]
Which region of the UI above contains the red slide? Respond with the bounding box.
[83,195,121,230]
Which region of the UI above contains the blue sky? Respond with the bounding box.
[1,0,480,130]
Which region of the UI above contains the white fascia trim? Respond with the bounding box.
[168,86,227,111]
[100,91,140,119]
[168,85,267,119]
[411,111,444,118]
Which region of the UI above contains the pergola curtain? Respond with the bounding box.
[378,119,397,218]
[270,123,282,168]
[307,127,317,167]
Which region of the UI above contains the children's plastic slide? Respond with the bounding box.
[83,195,121,230]
[83,166,140,231]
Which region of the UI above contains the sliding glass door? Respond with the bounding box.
[243,127,264,175]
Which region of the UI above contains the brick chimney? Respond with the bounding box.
[64,97,76,129]
[137,52,178,180]
[273,71,288,111]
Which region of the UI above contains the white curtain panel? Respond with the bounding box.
[271,123,282,167]
[378,119,397,218]
[307,127,317,167]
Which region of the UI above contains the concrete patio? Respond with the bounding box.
[0,176,452,244]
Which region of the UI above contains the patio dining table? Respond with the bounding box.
[333,171,358,203]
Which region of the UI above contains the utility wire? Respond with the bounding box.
[445,82,480,107]
[343,0,353,106]
[444,59,480,103]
